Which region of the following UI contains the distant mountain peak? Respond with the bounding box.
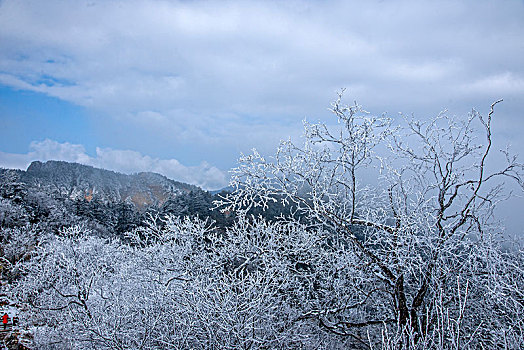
[22,160,199,210]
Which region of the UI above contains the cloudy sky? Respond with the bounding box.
[1,0,523,194]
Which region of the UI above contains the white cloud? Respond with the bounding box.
[2,0,522,116]
[30,139,92,164]
[0,139,227,190]
[0,0,524,170]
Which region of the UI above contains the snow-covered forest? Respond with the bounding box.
[1,96,523,349]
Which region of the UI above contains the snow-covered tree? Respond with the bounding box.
[12,94,524,349]
[219,93,524,348]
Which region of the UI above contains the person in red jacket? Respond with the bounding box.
[2,313,8,330]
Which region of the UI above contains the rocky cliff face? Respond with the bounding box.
[22,161,197,211]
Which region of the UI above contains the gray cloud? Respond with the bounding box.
[0,0,523,172]
[0,139,227,190]
[2,1,522,109]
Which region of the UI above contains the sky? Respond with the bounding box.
[0,0,523,219]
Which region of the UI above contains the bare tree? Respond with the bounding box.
[219,92,524,348]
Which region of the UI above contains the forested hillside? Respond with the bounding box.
[0,160,235,238]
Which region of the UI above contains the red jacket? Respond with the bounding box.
[2,314,7,324]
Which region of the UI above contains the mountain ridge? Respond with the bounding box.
[21,160,198,210]
[0,160,288,237]
[0,160,233,236]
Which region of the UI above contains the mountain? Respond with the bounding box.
[22,161,197,210]
[0,161,229,237]
[0,161,293,238]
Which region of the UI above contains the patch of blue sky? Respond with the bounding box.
[0,85,95,155]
